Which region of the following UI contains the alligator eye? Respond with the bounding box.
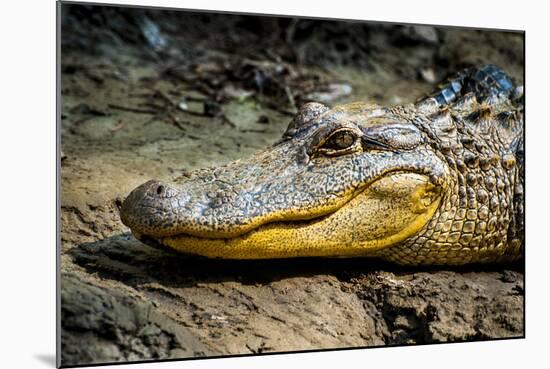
[318,129,359,155]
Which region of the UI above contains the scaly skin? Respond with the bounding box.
[120,65,524,265]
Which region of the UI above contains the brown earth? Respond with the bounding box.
[59,4,524,366]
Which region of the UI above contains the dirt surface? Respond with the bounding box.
[59,4,525,367]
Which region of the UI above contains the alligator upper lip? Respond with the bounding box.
[156,212,335,241]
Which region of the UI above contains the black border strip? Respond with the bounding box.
[60,336,525,368]
[59,0,525,33]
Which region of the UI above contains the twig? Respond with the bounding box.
[153,89,178,107]
[181,94,209,102]
[108,104,157,114]
[141,102,166,110]
[74,116,96,125]
[128,92,155,98]
[284,85,297,113]
[110,120,125,132]
[261,99,297,116]
[221,116,237,128]
[240,128,267,133]
[166,113,187,131]
[180,109,207,117]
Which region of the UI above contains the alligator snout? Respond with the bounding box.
[120,179,185,238]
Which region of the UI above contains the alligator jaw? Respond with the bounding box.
[143,172,443,259]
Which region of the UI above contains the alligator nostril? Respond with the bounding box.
[156,185,164,195]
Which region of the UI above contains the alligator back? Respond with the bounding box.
[423,64,522,107]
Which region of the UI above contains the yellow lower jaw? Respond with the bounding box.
[161,173,443,259]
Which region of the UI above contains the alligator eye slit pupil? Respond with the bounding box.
[325,131,355,150]
[157,185,164,195]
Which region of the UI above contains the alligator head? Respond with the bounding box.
[121,65,524,265]
[120,101,453,260]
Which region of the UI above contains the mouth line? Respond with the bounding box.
[141,212,336,244]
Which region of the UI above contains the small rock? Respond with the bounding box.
[420,68,437,84]
[204,101,222,117]
[178,100,205,115]
[69,103,110,116]
[139,324,162,336]
[178,101,188,111]
[222,85,254,100]
[393,315,412,330]
[305,83,353,103]
[500,270,519,283]
[257,115,270,124]
[399,26,439,45]
[139,16,168,52]
[183,91,208,100]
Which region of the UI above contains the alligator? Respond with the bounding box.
[120,65,524,265]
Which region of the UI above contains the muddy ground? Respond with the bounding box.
[59,4,525,367]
